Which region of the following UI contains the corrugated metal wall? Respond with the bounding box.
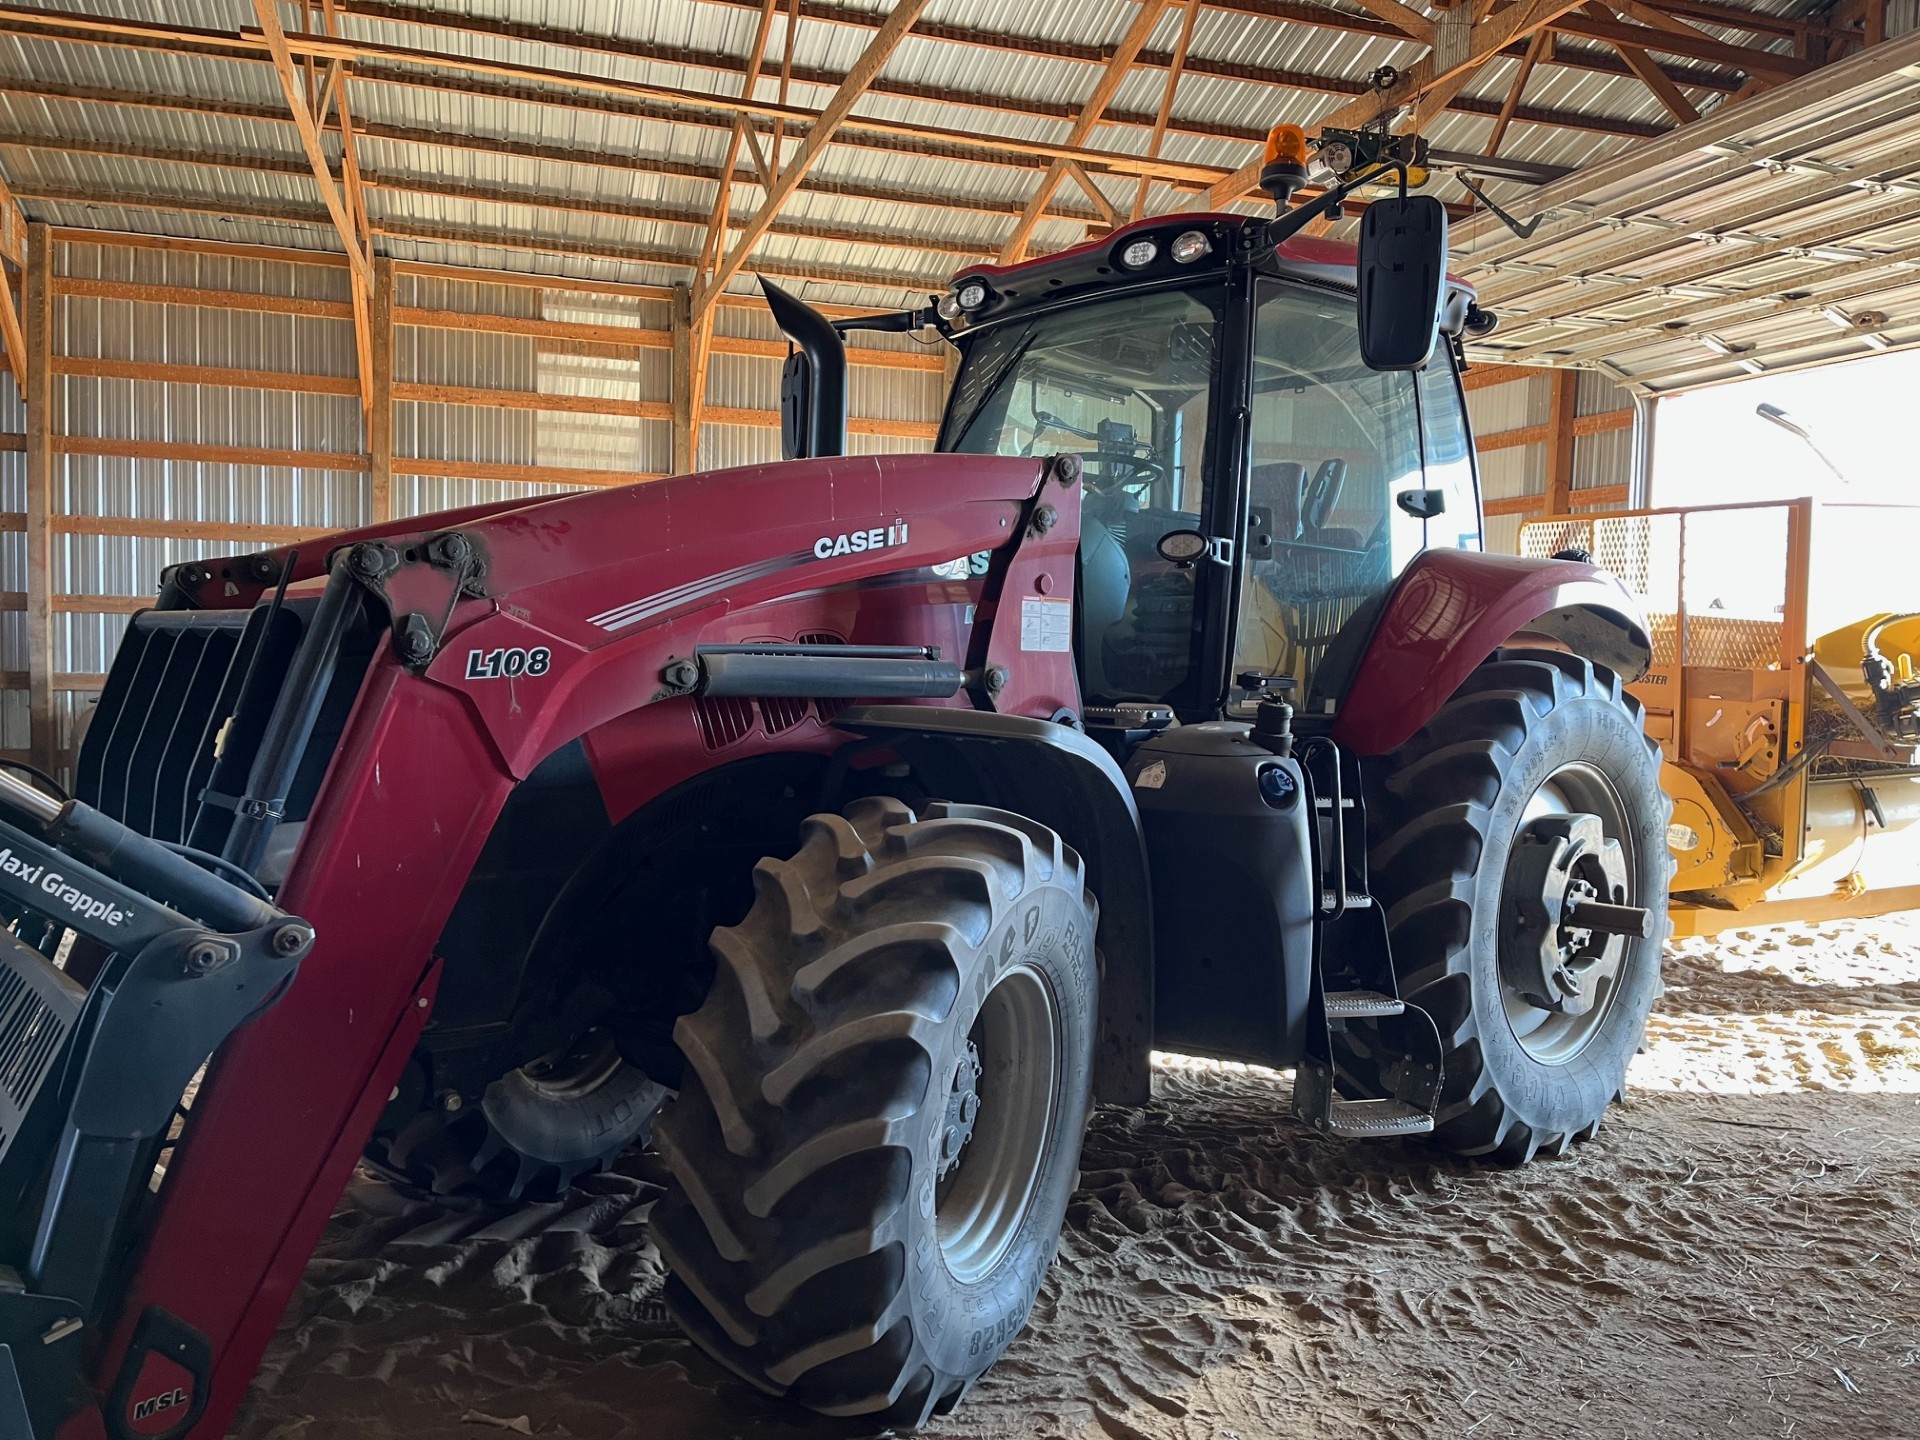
[1465,365,1638,556]
[0,381,23,755]
[17,231,1640,764]
[20,234,948,768]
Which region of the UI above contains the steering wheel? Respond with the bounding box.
[1084,453,1165,488]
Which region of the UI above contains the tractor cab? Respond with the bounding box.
[933,207,1485,725]
[768,125,1494,728]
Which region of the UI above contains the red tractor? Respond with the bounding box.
[0,133,1666,1437]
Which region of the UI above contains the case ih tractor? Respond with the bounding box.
[0,128,1668,1436]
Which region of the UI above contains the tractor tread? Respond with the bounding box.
[653,797,1096,1424]
[1358,648,1673,1163]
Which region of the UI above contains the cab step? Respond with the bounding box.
[1323,989,1403,1019]
[1321,1097,1434,1139]
[1291,1056,1438,1141]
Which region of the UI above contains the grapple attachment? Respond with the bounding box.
[0,769,313,1439]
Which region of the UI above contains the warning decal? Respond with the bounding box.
[1020,597,1072,653]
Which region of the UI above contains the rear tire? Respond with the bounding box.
[653,797,1099,1426]
[1361,649,1671,1162]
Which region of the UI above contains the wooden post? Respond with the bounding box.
[671,282,694,475]
[23,223,53,775]
[369,255,393,523]
[1546,368,1578,514]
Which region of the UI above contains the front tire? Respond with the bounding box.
[653,797,1099,1426]
[1364,650,1671,1162]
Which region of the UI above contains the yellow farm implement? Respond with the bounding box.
[1522,499,1920,936]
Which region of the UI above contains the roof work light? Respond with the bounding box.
[1260,123,1311,210]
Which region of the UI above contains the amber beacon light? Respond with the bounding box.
[1260,123,1311,209]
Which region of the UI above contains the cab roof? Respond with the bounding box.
[944,212,1361,329]
[955,212,1359,285]
[944,209,1472,331]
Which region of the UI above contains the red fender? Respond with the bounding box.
[1330,549,1651,756]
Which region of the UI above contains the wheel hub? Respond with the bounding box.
[1502,813,1636,1018]
[939,1042,983,1179]
[935,964,1059,1285]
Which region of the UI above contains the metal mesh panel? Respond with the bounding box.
[1678,507,1790,670]
[1521,505,1791,669]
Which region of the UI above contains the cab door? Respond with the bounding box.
[1230,280,1426,708]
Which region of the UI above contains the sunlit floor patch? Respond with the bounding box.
[1634,1007,1920,1094]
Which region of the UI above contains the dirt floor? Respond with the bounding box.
[234,916,1920,1440]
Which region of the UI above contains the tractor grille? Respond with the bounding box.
[76,597,375,856]
[692,631,851,748]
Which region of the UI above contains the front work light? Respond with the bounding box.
[1170,229,1212,263]
[1119,238,1159,269]
[956,280,989,310]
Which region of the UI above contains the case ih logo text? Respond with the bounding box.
[131,1385,188,1422]
[814,522,908,560]
[0,848,131,926]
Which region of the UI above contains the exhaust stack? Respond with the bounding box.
[760,277,847,459]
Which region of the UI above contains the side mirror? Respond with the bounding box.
[1156,530,1210,566]
[1356,195,1448,372]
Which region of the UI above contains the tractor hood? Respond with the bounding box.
[159,450,1057,649]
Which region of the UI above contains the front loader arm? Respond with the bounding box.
[57,449,1086,1440]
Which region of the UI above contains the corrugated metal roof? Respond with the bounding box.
[1457,24,1920,391]
[0,0,1895,366]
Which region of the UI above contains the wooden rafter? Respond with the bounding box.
[251,0,377,429]
[1065,161,1122,228]
[1574,1,1697,120]
[694,0,932,322]
[1133,0,1204,221]
[22,221,48,773]
[19,181,953,291]
[1204,0,1596,209]
[0,76,1671,248]
[248,0,371,285]
[1342,0,1433,41]
[676,0,1829,54]
[1411,10,1499,133]
[1487,28,1549,156]
[1557,7,1810,78]
[998,0,1175,265]
[0,3,1705,183]
[0,165,28,401]
[227,15,1227,188]
[0,131,1026,262]
[339,0,1768,111]
[307,0,377,425]
[1620,43,1699,120]
[775,0,801,175]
